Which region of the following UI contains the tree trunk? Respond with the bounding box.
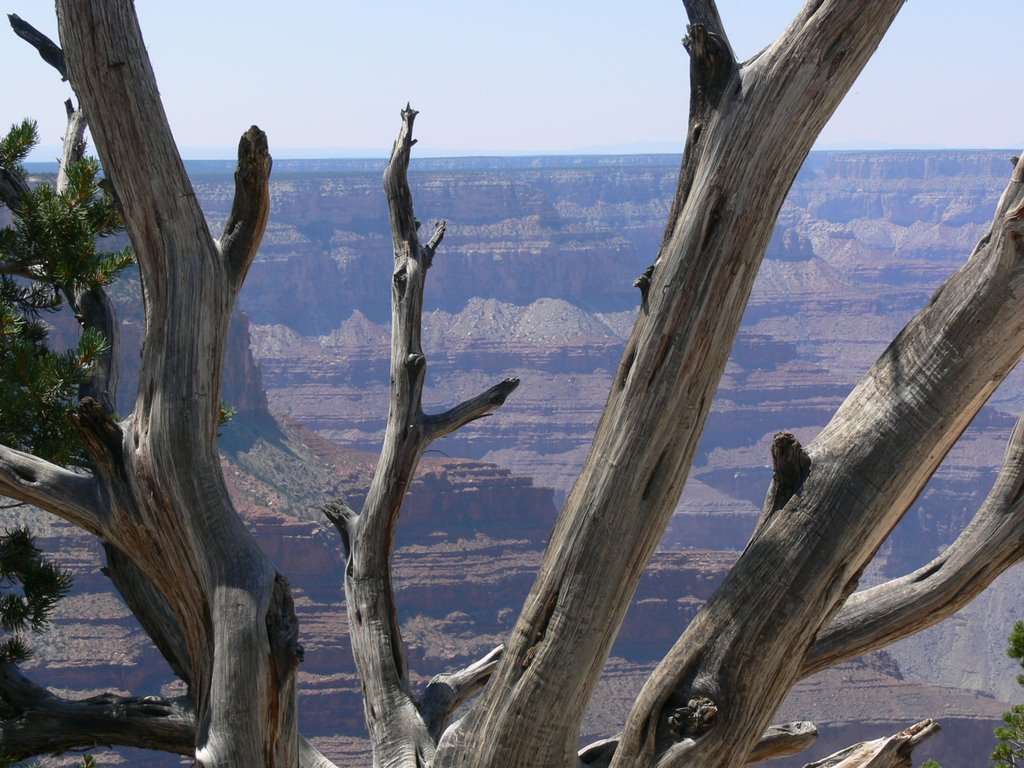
[434,2,905,765]
[51,2,299,765]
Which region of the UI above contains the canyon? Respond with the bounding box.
[12,150,1024,765]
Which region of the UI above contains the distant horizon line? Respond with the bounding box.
[23,143,1021,168]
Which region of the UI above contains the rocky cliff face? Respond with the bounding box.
[236,149,1024,761]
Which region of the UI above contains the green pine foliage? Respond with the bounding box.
[0,119,134,466]
[0,120,127,765]
[0,527,71,665]
[992,621,1024,768]
[0,527,73,768]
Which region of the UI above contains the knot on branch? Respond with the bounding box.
[634,261,658,311]
[522,589,559,669]
[266,573,304,689]
[393,263,409,299]
[667,696,718,738]
[766,431,811,515]
[405,353,425,374]
[322,498,358,557]
[69,397,123,469]
[682,22,736,114]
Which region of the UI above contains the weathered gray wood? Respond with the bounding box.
[332,106,520,767]
[804,396,1024,675]
[0,661,194,759]
[423,377,520,441]
[4,1,1022,766]
[608,157,1024,768]
[0,444,104,532]
[748,722,819,764]
[0,657,337,768]
[101,543,193,689]
[7,13,66,80]
[52,2,295,765]
[420,645,503,740]
[434,3,907,766]
[342,106,438,768]
[578,721,818,767]
[801,720,938,768]
[219,126,273,293]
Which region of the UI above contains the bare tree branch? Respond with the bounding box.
[57,3,299,762]
[0,661,194,759]
[322,497,359,559]
[801,720,939,768]
[219,126,273,294]
[340,105,443,765]
[0,443,104,533]
[0,658,336,768]
[608,156,1024,768]
[578,721,818,767]
[422,220,446,268]
[749,722,819,764]
[299,737,342,768]
[423,377,520,442]
[334,106,520,764]
[420,645,503,741]
[7,13,66,80]
[645,0,737,282]
[803,399,1024,676]
[55,98,87,194]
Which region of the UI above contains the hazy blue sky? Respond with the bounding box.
[7,1,1023,160]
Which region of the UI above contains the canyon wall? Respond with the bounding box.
[14,150,1024,765]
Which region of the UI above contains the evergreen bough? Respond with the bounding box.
[0,118,132,768]
[0,118,133,466]
[992,621,1024,768]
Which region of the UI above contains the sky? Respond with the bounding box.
[5,1,1024,160]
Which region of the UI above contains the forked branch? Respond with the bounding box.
[420,645,504,740]
[803,400,1024,676]
[334,107,519,765]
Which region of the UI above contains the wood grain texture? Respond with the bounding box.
[801,720,938,768]
[52,2,296,765]
[0,661,194,759]
[434,2,908,766]
[335,106,520,767]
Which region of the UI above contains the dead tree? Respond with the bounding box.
[1,1,1022,767]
